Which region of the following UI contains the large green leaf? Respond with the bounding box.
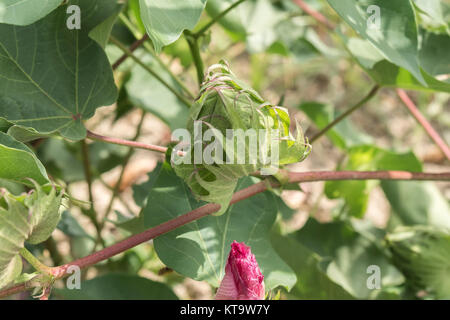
[294,218,404,299]
[0,131,48,185]
[141,162,296,290]
[325,146,422,218]
[139,0,207,53]
[0,184,63,289]
[55,273,178,300]
[0,0,117,141]
[125,51,189,130]
[0,0,62,26]
[328,0,425,85]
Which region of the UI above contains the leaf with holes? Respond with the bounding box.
[140,162,296,291]
[0,183,63,289]
[0,0,117,141]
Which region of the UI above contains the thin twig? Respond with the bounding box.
[110,36,193,108]
[396,89,450,162]
[193,0,248,38]
[2,169,448,299]
[112,34,149,70]
[80,140,105,247]
[309,85,380,143]
[117,14,196,100]
[86,130,168,154]
[293,0,335,30]
[184,30,205,85]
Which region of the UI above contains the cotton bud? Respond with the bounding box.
[215,241,265,300]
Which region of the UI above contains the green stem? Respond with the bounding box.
[110,36,193,108]
[19,248,53,275]
[193,0,248,38]
[185,30,205,85]
[309,85,380,143]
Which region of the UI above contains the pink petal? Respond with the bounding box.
[215,241,265,300]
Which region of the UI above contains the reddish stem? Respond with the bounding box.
[293,0,335,30]
[86,130,169,154]
[112,34,149,70]
[2,169,448,299]
[396,89,450,162]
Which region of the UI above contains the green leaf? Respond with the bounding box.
[0,118,11,132]
[55,273,178,300]
[0,0,62,26]
[139,0,207,53]
[142,162,297,291]
[344,36,450,93]
[0,184,63,289]
[300,102,373,149]
[382,181,450,230]
[418,28,450,77]
[325,146,422,218]
[0,0,117,141]
[125,51,189,130]
[386,226,450,299]
[7,125,55,143]
[0,131,49,185]
[88,2,125,49]
[413,0,450,33]
[328,0,425,85]
[294,218,404,299]
[57,210,95,241]
[271,232,355,299]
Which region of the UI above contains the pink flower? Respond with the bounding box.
[215,241,265,300]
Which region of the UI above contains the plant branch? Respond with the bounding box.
[309,85,380,143]
[110,36,193,108]
[2,169,449,298]
[117,14,196,100]
[184,30,205,85]
[19,248,53,275]
[396,89,450,162]
[112,34,149,70]
[80,140,105,247]
[86,130,168,154]
[193,0,248,38]
[293,0,335,30]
